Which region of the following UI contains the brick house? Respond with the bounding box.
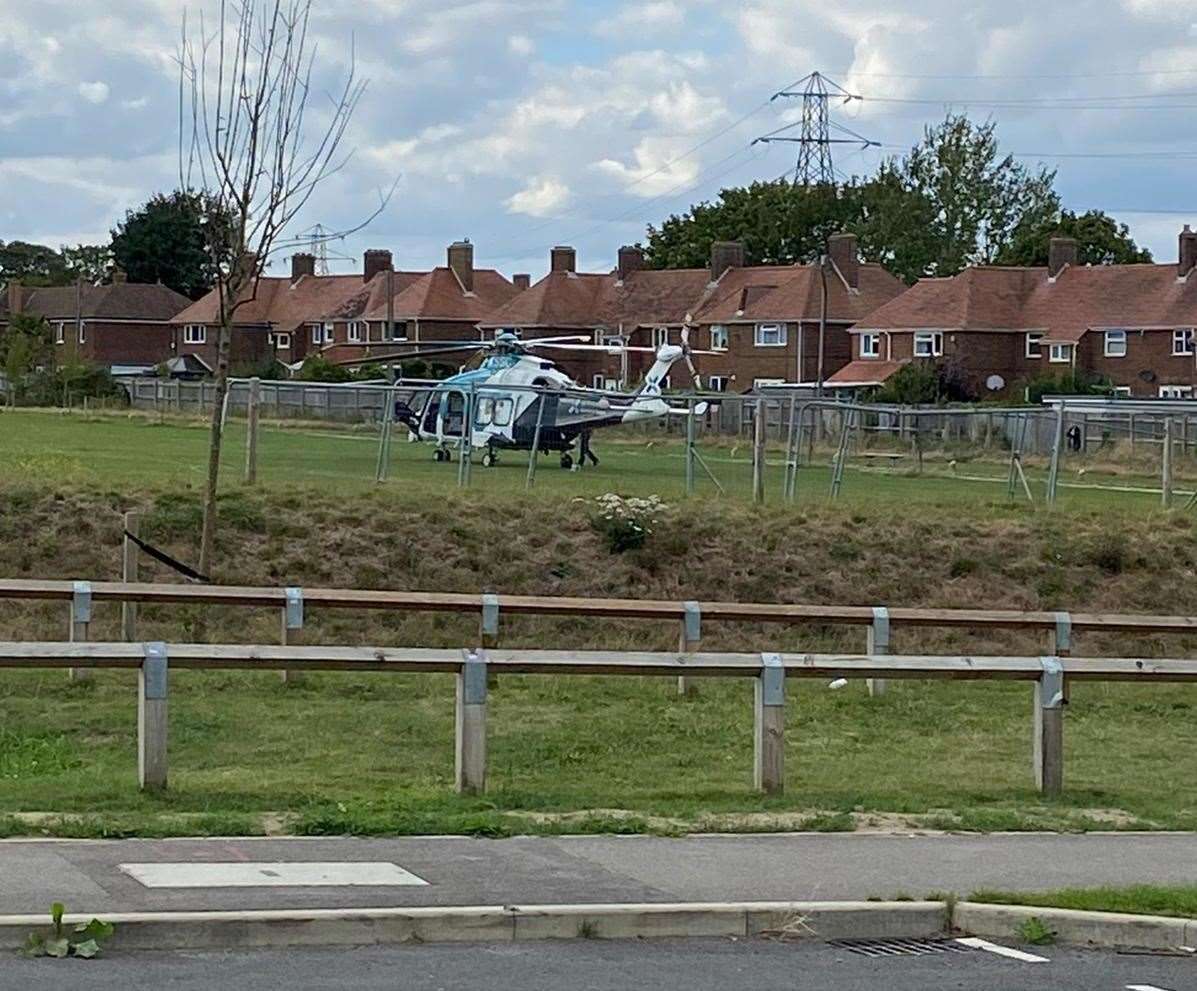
[1,277,190,372]
[480,235,905,393]
[173,242,521,374]
[833,230,1197,399]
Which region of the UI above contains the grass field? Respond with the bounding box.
[972,885,1197,919]
[2,408,1197,837]
[1,406,1192,511]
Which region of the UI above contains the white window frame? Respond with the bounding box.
[1104,330,1127,358]
[1048,343,1072,364]
[77,322,86,345]
[913,331,943,358]
[860,333,881,358]
[1160,385,1194,398]
[753,377,785,390]
[1025,332,1044,359]
[709,325,729,351]
[652,326,669,349]
[707,375,728,393]
[592,374,604,389]
[754,323,786,348]
[602,376,619,391]
[348,321,365,343]
[54,322,66,345]
[183,324,206,345]
[323,322,334,344]
[272,332,291,351]
[493,398,514,426]
[1173,328,1194,356]
[310,323,323,345]
[1112,386,1132,397]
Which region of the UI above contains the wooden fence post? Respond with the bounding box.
[245,376,260,485]
[138,642,169,791]
[867,606,888,698]
[753,653,785,794]
[121,513,139,641]
[1162,417,1174,508]
[280,587,303,685]
[677,600,700,698]
[69,581,91,682]
[455,649,488,794]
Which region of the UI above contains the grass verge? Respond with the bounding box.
[971,885,1197,919]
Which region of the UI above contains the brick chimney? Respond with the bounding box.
[550,245,576,274]
[512,273,531,291]
[448,240,474,292]
[710,241,745,282]
[363,249,393,283]
[827,233,859,289]
[1048,236,1078,278]
[617,245,645,281]
[111,266,127,285]
[291,253,315,282]
[1180,225,1197,279]
[6,280,21,316]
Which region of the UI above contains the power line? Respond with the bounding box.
[838,68,1197,81]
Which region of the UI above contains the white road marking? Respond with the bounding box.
[954,937,1050,963]
[119,861,429,888]
[1127,984,1177,991]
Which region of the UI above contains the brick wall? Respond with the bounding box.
[1081,329,1197,396]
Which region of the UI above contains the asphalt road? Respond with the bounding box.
[4,832,1197,915]
[2,939,1193,991]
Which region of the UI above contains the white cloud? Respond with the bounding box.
[508,34,535,56]
[77,81,110,104]
[505,176,570,217]
[120,96,148,110]
[595,0,685,39]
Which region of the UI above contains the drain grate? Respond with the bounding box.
[827,938,976,959]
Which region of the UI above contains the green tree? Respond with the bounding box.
[61,244,112,284]
[110,190,232,300]
[997,209,1152,267]
[0,241,68,286]
[0,313,53,406]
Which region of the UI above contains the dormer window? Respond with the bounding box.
[754,323,786,347]
[860,333,880,358]
[183,324,206,345]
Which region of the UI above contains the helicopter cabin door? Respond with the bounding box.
[441,391,466,438]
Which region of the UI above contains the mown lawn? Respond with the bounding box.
[972,885,1197,919]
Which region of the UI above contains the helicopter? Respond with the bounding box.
[360,330,712,469]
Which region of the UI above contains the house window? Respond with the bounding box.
[348,321,365,343]
[1160,385,1194,398]
[602,334,622,348]
[707,375,728,393]
[913,331,942,358]
[77,322,86,344]
[310,323,322,345]
[753,377,785,390]
[271,332,291,351]
[54,322,66,345]
[1104,330,1127,357]
[1049,343,1072,364]
[652,327,669,349]
[709,325,729,351]
[860,333,881,358]
[592,374,604,389]
[1112,386,1132,397]
[183,324,206,345]
[1173,328,1194,356]
[1025,332,1044,358]
[323,322,334,344]
[754,323,786,347]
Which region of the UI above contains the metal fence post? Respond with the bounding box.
[1046,403,1065,504]
[121,514,139,642]
[752,398,766,504]
[1034,656,1065,797]
[455,649,488,794]
[754,653,785,794]
[525,388,547,490]
[139,642,169,791]
[677,600,700,698]
[1162,417,1174,507]
[457,387,473,489]
[281,586,303,685]
[244,377,260,485]
[684,398,696,496]
[69,581,91,682]
[867,606,889,698]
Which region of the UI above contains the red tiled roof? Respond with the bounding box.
[825,359,908,387]
[481,271,614,328]
[856,263,1197,343]
[3,283,191,321]
[362,268,520,323]
[605,268,714,327]
[172,274,372,330]
[690,263,904,324]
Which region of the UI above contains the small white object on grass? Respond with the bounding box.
[828,678,848,690]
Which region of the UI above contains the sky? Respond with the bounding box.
[2,0,1196,281]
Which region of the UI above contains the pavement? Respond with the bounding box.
[4,831,1197,915]
[2,939,1194,991]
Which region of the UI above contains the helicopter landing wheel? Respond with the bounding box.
[559,452,573,470]
[434,448,450,463]
[481,450,498,468]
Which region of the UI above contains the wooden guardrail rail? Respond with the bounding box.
[4,641,1197,799]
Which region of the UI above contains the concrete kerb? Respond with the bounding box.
[0,902,946,954]
[954,902,1195,952]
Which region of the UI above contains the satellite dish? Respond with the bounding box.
[1139,369,1157,383]
[985,374,1005,392]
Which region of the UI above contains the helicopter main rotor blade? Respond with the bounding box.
[531,343,660,353]
[520,335,593,345]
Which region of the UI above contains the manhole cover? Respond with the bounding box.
[827,938,976,958]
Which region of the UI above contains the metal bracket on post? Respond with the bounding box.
[72,581,92,624]
[462,649,488,705]
[143,642,169,699]
[683,601,701,645]
[285,587,304,631]
[481,594,500,641]
[760,652,785,706]
[1039,656,1065,709]
[1053,612,1072,654]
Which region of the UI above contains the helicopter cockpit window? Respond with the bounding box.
[475,396,495,426]
[493,398,514,426]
